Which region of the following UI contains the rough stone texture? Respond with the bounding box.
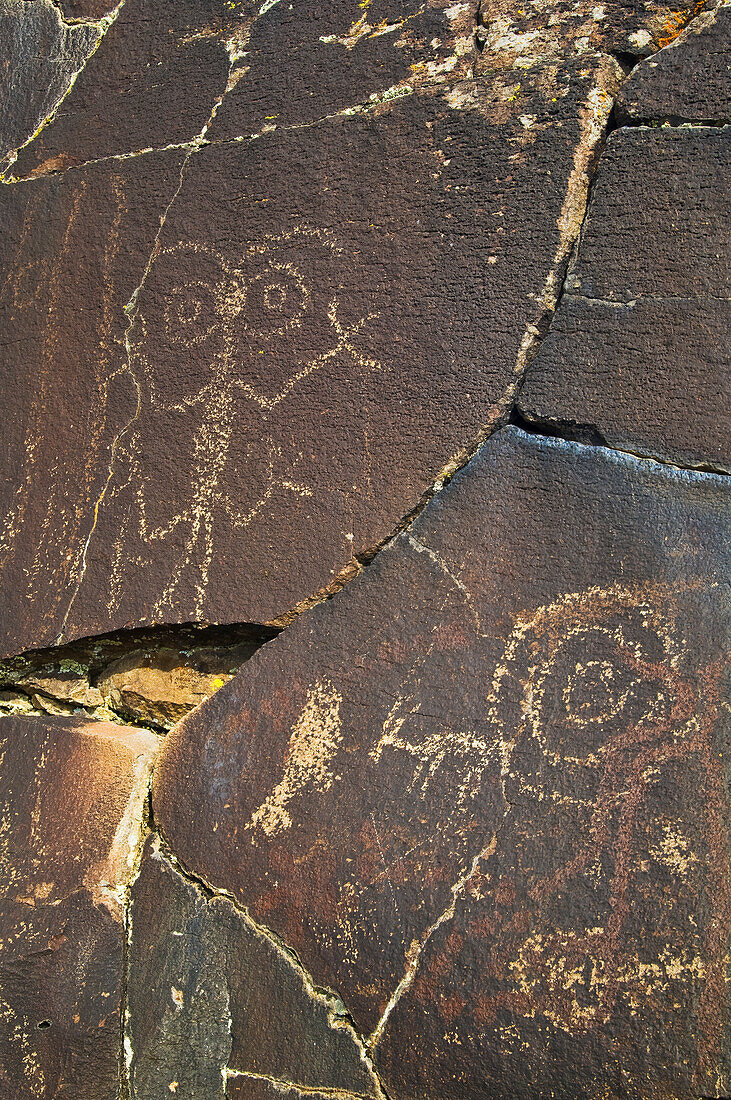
[225,1083,368,1100]
[0,149,186,659]
[96,642,256,727]
[0,622,271,728]
[0,714,157,1098]
[616,2,731,123]
[518,125,730,472]
[1,0,729,1093]
[126,837,379,1099]
[0,0,102,173]
[155,425,730,1098]
[1,52,627,655]
[8,0,233,178]
[6,0,704,179]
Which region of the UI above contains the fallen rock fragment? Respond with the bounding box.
[126,837,380,1100]
[616,2,731,123]
[155,425,730,1098]
[97,641,257,727]
[519,125,731,472]
[0,623,270,728]
[0,714,157,1099]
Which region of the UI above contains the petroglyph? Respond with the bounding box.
[249,680,343,837]
[382,580,729,1094]
[104,226,384,618]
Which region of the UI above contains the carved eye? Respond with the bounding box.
[562,659,626,726]
[164,282,221,346]
[245,261,310,337]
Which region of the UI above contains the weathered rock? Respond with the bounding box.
[205,0,476,143]
[0,714,157,1099]
[0,148,186,658]
[0,622,270,727]
[154,425,731,1098]
[616,3,731,123]
[0,0,101,173]
[9,0,234,178]
[519,125,731,472]
[2,55,629,654]
[97,641,257,727]
[226,1082,368,1100]
[50,0,118,22]
[474,0,705,68]
[126,837,380,1099]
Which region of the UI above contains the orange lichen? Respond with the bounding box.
[658,1,706,48]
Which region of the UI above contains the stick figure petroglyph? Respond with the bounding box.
[104,226,383,617]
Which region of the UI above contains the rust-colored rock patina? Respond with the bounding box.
[154,426,731,1098]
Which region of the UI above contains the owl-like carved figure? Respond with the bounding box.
[106,228,381,617]
[400,583,729,1093]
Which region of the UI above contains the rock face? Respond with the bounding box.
[0,0,103,174]
[0,0,707,657]
[154,426,731,1099]
[616,3,731,123]
[126,837,380,1099]
[518,125,730,472]
[0,0,729,1095]
[0,714,157,1099]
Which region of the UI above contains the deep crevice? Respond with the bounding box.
[509,406,608,447]
[509,407,730,477]
[0,619,278,732]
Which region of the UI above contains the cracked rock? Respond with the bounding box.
[616,2,731,123]
[519,125,731,473]
[9,0,234,178]
[0,147,186,658]
[126,837,379,1100]
[0,0,101,173]
[154,424,730,1098]
[0,713,157,1099]
[2,53,630,652]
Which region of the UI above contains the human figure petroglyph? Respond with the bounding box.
[102,227,383,617]
[405,584,729,1083]
[246,581,728,1077]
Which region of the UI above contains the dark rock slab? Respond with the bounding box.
[154,425,731,1098]
[205,0,477,143]
[126,837,379,1100]
[0,0,101,173]
[9,0,234,177]
[0,713,157,1099]
[0,148,186,658]
[47,58,621,646]
[616,3,731,123]
[519,125,731,472]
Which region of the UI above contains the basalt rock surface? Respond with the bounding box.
[0,0,728,1097]
[517,125,731,472]
[0,714,157,1099]
[154,426,730,1099]
[616,2,731,124]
